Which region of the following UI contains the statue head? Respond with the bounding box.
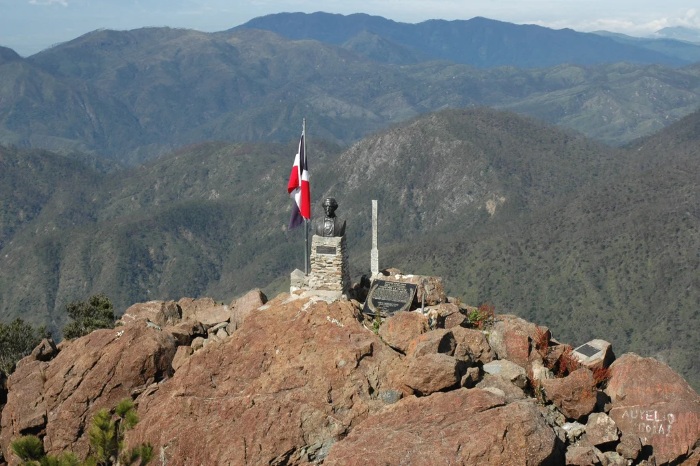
[314,197,346,237]
[322,197,338,217]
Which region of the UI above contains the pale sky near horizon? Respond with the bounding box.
[1,0,699,57]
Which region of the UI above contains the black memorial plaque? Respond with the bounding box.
[575,343,601,358]
[363,279,417,317]
[316,245,337,255]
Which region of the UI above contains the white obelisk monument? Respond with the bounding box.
[371,200,379,278]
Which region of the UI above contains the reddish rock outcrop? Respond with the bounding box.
[606,353,700,464]
[324,388,563,465]
[0,323,177,460]
[120,300,181,327]
[125,298,404,465]
[2,289,697,466]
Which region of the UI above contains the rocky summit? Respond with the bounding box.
[1,282,698,465]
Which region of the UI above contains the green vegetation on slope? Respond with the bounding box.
[0,107,697,390]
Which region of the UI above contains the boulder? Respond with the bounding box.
[377,311,427,353]
[228,288,267,330]
[585,412,619,446]
[605,353,700,465]
[402,353,459,395]
[452,327,495,364]
[30,338,58,362]
[1,359,47,439]
[562,421,586,443]
[171,346,193,372]
[565,445,603,465]
[530,358,555,384]
[406,329,455,357]
[164,320,206,346]
[488,314,542,369]
[324,389,562,465]
[601,451,627,466]
[1,325,177,460]
[616,431,642,461]
[483,360,528,389]
[540,368,597,420]
[425,302,464,328]
[461,366,481,388]
[443,306,469,329]
[120,300,182,327]
[177,297,230,326]
[191,336,205,351]
[476,374,527,402]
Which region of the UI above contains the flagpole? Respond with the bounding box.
[303,118,309,276]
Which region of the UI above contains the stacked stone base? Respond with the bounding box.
[308,235,351,294]
[290,235,351,298]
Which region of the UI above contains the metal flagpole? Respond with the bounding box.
[303,118,309,275]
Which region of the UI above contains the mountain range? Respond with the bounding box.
[238,12,700,67]
[0,15,700,164]
[0,13,698,390]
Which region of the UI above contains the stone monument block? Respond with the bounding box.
[308,234,351,296]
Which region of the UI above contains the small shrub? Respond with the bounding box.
[0,319,47,377]
[11,435,45,462]
[534,326,550,359]
[467,303,495,329]
[557,346,581,377]
[63,294,115,339]
[87,398,152,466]
[592,366,612,388]
[10,435,80,465]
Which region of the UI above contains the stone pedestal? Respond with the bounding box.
[308,235,351,296]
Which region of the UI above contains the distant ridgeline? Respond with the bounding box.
[1,14,700,162]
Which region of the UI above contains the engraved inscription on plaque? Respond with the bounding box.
[575,343,601,358]
[363,280,417,317]
[316,246,337,255]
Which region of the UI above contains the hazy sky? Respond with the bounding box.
[2,0,699,57]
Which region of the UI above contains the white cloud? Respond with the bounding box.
[29,0,68,6]
[530,7,700,37]
[679,8,700,27]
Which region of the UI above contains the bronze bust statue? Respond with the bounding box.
[314,197,346,237]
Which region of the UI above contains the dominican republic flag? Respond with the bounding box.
[287,131,310,229]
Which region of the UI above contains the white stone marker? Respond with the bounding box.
[371,200,379,278]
